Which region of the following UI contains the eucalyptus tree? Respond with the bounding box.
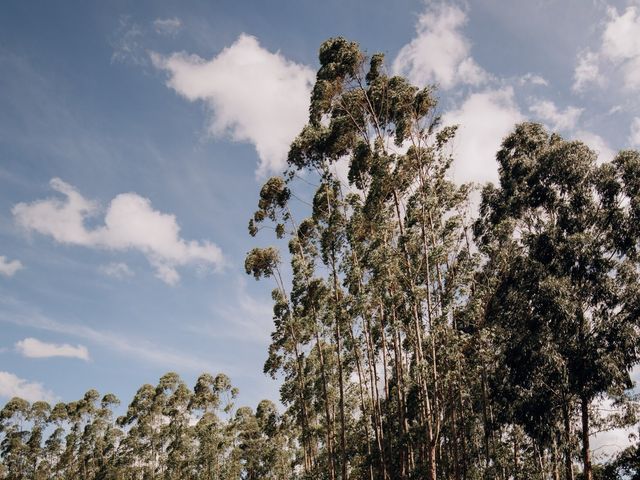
[474,122,640,480]
[248,36,477,480]
[191,373,232,479]
[160,374,194,479]
[0,397,31,479]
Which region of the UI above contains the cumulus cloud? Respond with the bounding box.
[630,117,640,146]
[442,87,524,185]
[15,337,89,361]
[573,7,640,91]
[0,256,22,277]
[99,262,134,279]
[13,178,223,285]
[151,34,315,176]
[530,99,583,131]
[153,17,182,36]
[393,3,489,89]
[0,371,56,402]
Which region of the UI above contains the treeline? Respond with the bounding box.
[3,37,640,480]
[0,372,296,479]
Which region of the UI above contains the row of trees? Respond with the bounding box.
[3,37,640,479]
[245,38,640,479]
[0,373,296,479]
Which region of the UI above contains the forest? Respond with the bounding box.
[2,37,640,480]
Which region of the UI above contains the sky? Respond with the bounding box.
[2,0,640,457]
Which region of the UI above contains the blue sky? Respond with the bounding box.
[1,0,639,430]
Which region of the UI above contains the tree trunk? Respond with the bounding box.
[562,398,574,480]
[581,396,592,480]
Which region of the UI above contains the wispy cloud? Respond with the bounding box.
[0,297,228,373]
[0,371,56,403]
[13,178,224,285]
[110,16,147,66]
[630,117,640,147]
[518,73,548,87]
[0,256,22,277]
[15,337,90,361]
[573,49,604,92]
[153,17,182,36]
[187,276,273,344]
[99,262,134,279]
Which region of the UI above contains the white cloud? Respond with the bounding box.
[0,256,22,277]
[573,50,604,91]
[99,261,134,279]
[393,3,489,89]
[575,130,616,164]
[153,17,182,36]
[0,371,56,403]
[630,117,640,146]
[151,34,315,176]
[574,7,640,91]
[519,73,548,86]
[530,99,583,131]
[15,337,89,361]
[13,178,223,285]
[608,105,623,115]
[602,7,640,62]
[602,6,640,90]
[442,87,524,184]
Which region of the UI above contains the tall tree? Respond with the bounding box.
[475,122,640,480]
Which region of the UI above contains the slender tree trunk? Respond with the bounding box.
[314,328,336,480]
[513,429,519,480]
[347,324,374,480]
[552,432,561,480]
[562,398,574,480]
[581,396,592,480]
[330,258,348,480]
